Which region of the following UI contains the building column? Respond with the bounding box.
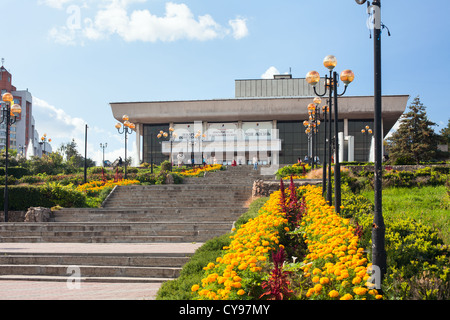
[135,123,142,166]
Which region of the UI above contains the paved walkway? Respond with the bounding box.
[0,242,202,300]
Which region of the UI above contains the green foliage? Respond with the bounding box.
[0,167,29,178]
[275,164,310,179]
[136,171,157,184]
[156,233,232,300]
[387,96,439,164]
[161,160,172,172]
[342,185,450,300]
[0,183,87,210]
[234,197,270,230]
[383,167,449,188]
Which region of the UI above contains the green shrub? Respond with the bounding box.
[161,160,172,172]
[157,233,232,300]
[169,173,184,184]
[136,171,157,184]
[342,186,450,300]
[275,164,310,179]
[0,167,29,178]
[0,183,87,210]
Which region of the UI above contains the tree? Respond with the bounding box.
[439,118,450,145]
[387,96,439,164]
[58,139,79,161]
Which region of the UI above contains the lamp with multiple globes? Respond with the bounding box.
[115,115,136,179]
[1,92,22,222]
[305,55,354,213]
[157,127,176,170]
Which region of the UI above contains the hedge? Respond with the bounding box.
[0,184,87,211]
[0,167,29,179]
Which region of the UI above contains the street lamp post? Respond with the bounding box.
[321,104,329,198]
[157,127,176,171]
[1,92,22,223]
[100,143,108,167]
[361,126,373,162]
[306,55,354,213]
[304,100,322,170]
[40,134,52,156]
[355,0,387,285]
[115,115,135,179]
[194,130,206,165]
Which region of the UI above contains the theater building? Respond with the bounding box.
[110,74,408,167]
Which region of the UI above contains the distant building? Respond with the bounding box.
[110,74,408,167]
[0,62,51,158]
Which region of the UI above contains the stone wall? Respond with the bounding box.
[0,207,54,223]
[0,211,26,222]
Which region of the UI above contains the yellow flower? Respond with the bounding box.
[191,284,199,292]
[328,290,339,298]
[313,284,322,294]
[353,287,368,296]
[320,277,330,285]
[237,289,245,296]
[352,276,362,285]
[340,293,353,300]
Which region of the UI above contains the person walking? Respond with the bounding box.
[252,156,258,170]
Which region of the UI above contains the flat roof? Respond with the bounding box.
[110,94,409,137]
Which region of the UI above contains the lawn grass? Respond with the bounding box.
[360,186,450,244]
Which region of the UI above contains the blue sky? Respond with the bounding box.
[1,0,449,165]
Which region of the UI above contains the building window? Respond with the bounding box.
[347,120,374,162]
[278,120,344,165]
[143,124,170,165]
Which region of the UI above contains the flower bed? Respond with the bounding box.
[179,164,223,177]
[191,186,288,300]
[76,179,140,196]
[296,185,381,300]
[191,179,381,300]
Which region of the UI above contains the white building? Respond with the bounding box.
[0,63,51,158]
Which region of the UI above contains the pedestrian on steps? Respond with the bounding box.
[253,156,258,170]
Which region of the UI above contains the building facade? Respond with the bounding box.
[0,63,51,158]
[110,75,408,168]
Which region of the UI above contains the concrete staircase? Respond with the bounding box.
[0,251,189,283]
[0,165,267,284]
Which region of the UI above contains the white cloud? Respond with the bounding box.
[39,0,74,9]
[261,66,280,79]
[46,1,249,44]
[33,97,86,135]
[229,18,249,40]
[49,26,79,46]
[32,97,125,165]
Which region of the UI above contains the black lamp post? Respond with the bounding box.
[306,55,355,214]
[39,134,51,156]
[115,115,135,179]
[303,99,322,170]
[1,92,22,223]
[361,126,373,162]
[100,142,108,167]
[355,0,387,287]
[321,104,329,198]
[157,127,176,171]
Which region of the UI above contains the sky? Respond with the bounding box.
[1,0,449,165]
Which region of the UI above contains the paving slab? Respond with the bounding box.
[0,242,203,255]
[0,242,203,300]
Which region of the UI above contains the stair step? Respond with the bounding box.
[0,165,270,284]
[0,264,182,278]
[0,275,172,283]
